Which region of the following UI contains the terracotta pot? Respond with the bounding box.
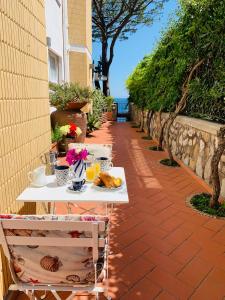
[65,102,88,110]
[106,111,113,121]
[51,110,87,143]
[101,112,108,123]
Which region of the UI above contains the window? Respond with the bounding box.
[48,51,59,83]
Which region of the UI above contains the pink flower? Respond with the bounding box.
[66,148,89,165]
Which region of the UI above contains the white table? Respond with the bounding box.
[17,167,129,213]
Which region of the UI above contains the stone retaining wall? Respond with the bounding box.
[130,104,225,197]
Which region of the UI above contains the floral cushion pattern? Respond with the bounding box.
[0,214,108,286]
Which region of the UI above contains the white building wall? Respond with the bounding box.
[45,0,65,82]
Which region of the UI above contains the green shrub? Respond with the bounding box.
[51,125,63,143]
[190,193,225,217]
[87,90,107,133]
[49,82,92,110]
[105,96,114,112]
[160,158,180,167]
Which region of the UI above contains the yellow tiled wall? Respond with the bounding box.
[69,52,92,87]
[67,0,92,87]
[85,0,92,55]
[0,0,50,296]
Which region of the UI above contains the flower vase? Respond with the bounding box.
[72,160,85,178]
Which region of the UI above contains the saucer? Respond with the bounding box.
[67,185,87,193]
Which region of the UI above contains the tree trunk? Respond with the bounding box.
[165,112,177,161]
[210,126,225,208]
[102,68,110,96]
[165,59,204,163]
[147,110,154,137]
[140,108,145,132]
[102,40,110,96]
[158,112,169,150]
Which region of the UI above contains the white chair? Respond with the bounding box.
[0,214,111,300]
[68,143,112,160]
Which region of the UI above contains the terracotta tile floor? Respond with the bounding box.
[17,122,225,300]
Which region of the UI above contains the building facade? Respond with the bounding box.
[45,0,92,87]
[0,0,92,298]
[0,0,51,297]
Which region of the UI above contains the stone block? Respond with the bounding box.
[193,144,200,160]
[221,166,225,175]
[196,155,203,177]
[188,129,194,137]
[183,138,188,146]
[183,155,190,166]
[221,155,225,163]
[190,158,196,171]
[199,139,205,153]
[204,157,212,183]
[188,139,193,146]
[221,178,225,197]
[202,132,210,143]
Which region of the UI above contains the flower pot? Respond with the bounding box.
[107,111,113,121]
[51,110,87,143]
[65,102,88,111]
[101,112,108,123]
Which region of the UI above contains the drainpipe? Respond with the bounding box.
[62,0,69,82]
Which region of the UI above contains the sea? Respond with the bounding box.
[114,97,129,122]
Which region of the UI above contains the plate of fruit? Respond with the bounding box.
[93,172,123,190]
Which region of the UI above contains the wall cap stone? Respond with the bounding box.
[162,113,223,135]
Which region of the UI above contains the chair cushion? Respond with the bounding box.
[0,214,108,286]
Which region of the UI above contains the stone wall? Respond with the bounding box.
[130,104,225,197]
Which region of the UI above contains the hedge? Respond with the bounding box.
[126,0,225,124]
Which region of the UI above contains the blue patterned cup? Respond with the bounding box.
[72,178,86,191]
[55,165,69,186]
[95,157,113,171]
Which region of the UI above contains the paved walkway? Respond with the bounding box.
[18,122,225,300]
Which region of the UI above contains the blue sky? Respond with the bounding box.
[93,0,179,98]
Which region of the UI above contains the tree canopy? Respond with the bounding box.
[92,0,166,96]
[126,0,225,123]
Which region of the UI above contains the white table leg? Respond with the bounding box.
[50,202,55,214]
[41,203,48,214]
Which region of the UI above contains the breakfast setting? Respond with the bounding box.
[17,144,128,212]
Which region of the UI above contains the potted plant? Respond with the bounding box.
[86,114,101,136]
[51,125,63,151]
[50,82,92,142]
[49,82,91,111]
[52,123,82,156]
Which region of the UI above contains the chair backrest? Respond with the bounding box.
[68,143,112,159]
[0,215,107,286]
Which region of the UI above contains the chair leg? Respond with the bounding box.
[26,290,34,300]
[96,292,99,300]
[40,290,47,299]
[26,291,42,300]
[65,292,77,300]
[51,290,62,300]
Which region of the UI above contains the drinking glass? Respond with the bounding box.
[93,162,101,176]
[86,166,96,181]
